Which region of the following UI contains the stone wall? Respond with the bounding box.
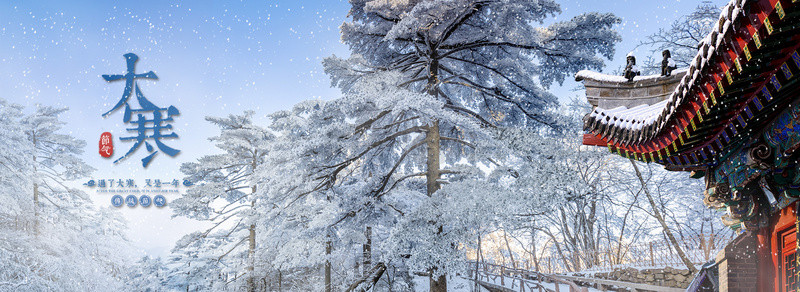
[574,266,694,289]
[716,232,758,292]
[579,70,686,109]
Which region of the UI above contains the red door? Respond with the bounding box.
[780,228,797,291]
[771,204,798,292]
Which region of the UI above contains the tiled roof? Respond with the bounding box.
[585,100,668,145]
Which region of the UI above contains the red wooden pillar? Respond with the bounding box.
[757,226,774,292]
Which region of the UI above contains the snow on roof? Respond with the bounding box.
[585,100,669,144]
[575,69,688,83]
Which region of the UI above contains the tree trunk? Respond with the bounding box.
[423,48,448,292]
[586,200,598,267]
[430,274,446,292]
[247,186,257,292]
[426,120,446,292]
[346,262,387,292]
[325,236,332,292]
[629,159,697,273]
[325,190,333,292]
[538,228,573,272]
[247,223,255,292]
[474,234,481,292]
[503,231,517,269]
[425,121,441,198]
[33,182,39,235]
[32,133,39,236]
[363,226,372,277]
[530,227,540,272]
[615,189,639,265]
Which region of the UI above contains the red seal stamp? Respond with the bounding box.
[99,132,113,158]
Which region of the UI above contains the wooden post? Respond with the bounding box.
[649,242,654,266]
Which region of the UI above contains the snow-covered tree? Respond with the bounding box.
[325,1,620,289]
[170,111,273,292]
[254,72,582,291]
[0,99,33,225]
[255,99,376,291]
[0,100,132,291]
[485,100,732,274]
[639,1,718,73]
[126,256,168,292]
[21,104,95,235]
[163,231,228,291]
[329,0,620,128]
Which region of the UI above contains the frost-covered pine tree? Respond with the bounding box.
[0,100,131,291]
[163,231,228,291]
[324,1,620,289]
[170,111,273,292]
[126,256,167,292]
[253,100,367,291]
[21,104,95,235]
[254,78,482,290]
[260,73,580,291]
[0,99,34,225]
[327,0,620,128]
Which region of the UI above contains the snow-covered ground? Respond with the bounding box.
[411,276,479,292]
[478,275,603,292]
[410,275,602,292]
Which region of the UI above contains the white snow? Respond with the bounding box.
[575,69,687,83]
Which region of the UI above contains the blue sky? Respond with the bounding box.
[0,0,726,258]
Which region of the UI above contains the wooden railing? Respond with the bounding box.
[554,274,685,292]
[470,262,587,292]
[505,234,731,273]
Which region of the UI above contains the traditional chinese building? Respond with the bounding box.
[577,0,800,290]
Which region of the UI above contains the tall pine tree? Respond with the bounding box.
[171,111,274,292]
[325,1,620,289]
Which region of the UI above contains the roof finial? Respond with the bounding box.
[624,52,640,82]
[661,50,677,76]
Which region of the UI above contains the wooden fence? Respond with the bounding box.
[470,262,587,292]
[499,234,732,274]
